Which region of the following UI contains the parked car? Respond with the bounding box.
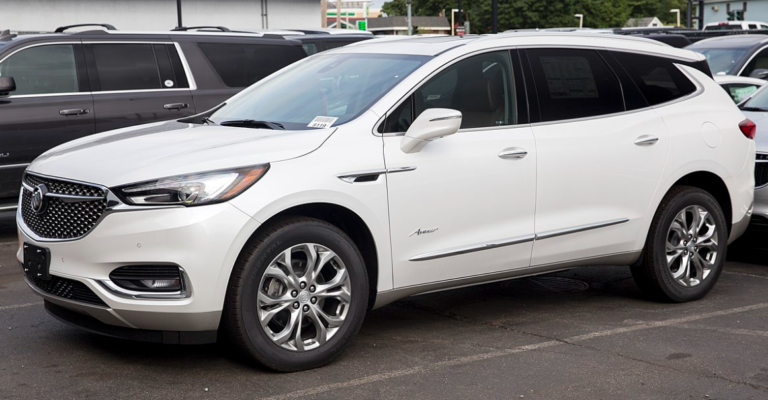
[714,75,766,103]
[703,21,768,31]
[17,33,754,371]
[737,85,768,228]
[686,34,768,77]
[0,24,370,211]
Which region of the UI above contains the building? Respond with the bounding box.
[324,0,380,29]
[367,16,450,35]
[625,17,664,27]
[701,0,768,25]
[0,0,322,33]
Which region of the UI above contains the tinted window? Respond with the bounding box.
[527,49,623,122]
[199,43,305,88]
[740,48,768,78]
[302,43,319,56]
[692,47,748,75]
[612,52,697,106]
[725,83,760,103]
[0,45,78,95]
[91,44,161,91]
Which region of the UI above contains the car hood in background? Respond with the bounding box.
[742,110,768,151]
[28,120,336,187]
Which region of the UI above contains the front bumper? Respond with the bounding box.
[18,201,259,333]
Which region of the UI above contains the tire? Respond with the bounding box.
[221,216,368,372]
[631,186,728,303]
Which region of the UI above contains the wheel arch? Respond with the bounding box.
[670,171,733,235]
[247,202,380,310]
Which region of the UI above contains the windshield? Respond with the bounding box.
[693,47,749,75]
[210,53,429,130]
[742,85,768,109]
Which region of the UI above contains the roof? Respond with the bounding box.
[625,17,662,27]
[367,16,450,31]
[713,75,766,86]
[688,34,768,48]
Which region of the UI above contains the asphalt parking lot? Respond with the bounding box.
[2,213,768,399]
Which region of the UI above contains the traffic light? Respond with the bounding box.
[727,10,735,21]
[736,10,745,21]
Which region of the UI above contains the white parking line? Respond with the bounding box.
[677,323,768,338]
[0,302,40,312]
[259,302,768,400]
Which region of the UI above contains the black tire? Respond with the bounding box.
[631,186,728,302]
[221,216,368,372]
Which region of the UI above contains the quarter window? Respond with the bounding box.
[527,49,624,122]
[198,43,305,88]
[612,52,697,106]
[382,50,517,132]
[0,44,79,95]
[90,44,161,91]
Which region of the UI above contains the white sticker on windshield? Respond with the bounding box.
[308,116,338,129]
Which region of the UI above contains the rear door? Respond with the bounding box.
[84,42,196,133]
[0,42,93,202]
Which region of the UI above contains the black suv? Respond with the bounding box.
[0,24,370,209]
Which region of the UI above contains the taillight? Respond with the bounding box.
[740,119,756,139]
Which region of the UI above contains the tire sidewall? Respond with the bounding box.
[652,190,728,302]
[238,222,368,370]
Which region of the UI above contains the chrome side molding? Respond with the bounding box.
[535,218,630,240]
[410,234,536,262]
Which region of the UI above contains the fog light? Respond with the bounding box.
[140,279,181,290]
[108,265,183,292]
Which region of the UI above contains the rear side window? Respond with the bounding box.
[0,44,79,95]
[725,83,760,103]
[526,48,624,122]
[198,43,305,88]
[90,44,161,91]
[611,52,697,106]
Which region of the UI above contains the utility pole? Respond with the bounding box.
[492,0,498,33]
[457,0,463,25]
[574,13,583,28]
[407,0,413,35]
[336,0,341,29]
[670,8,681,27]
[176,0,183,29]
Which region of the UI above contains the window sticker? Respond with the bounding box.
[540,56,599,99]
[307,116,339,129]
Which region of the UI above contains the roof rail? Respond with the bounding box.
[55,23,117,33]
[172,26,231,32]
[0,29,17,41]
[289,29,330,35]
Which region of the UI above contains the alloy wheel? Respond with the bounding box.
[257,243,351,351]
[665,205,719,287]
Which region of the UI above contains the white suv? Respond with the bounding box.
[17,33,755,371]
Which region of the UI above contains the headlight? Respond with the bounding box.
[115,165,269,206]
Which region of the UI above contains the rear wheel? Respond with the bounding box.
[222,217,368,371]
[631,186,728,302]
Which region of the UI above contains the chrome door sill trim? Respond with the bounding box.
[535,218,629,240]
[409,234,535,262]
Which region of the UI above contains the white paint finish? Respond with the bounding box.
[702,122,722,149]
[0,0,321,32]
[384,125,537,287]
[530,109,670,266]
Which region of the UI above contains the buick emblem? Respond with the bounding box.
[31,184,48,214]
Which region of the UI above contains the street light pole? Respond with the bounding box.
[457,0,463,25]
[176,0,183,29]
[670,8,681,27]
[492,0,498,33]
[574,13,583,28]
[407,0,412,35]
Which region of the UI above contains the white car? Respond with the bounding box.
[17,33,755,371]
[713,75,766,104]
[703,21,768,31]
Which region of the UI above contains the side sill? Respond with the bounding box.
[372,251,641,309]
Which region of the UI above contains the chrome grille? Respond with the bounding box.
[21,174,107,240]
[757,154,768,188]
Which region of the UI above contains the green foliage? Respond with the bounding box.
[380,0,690,31]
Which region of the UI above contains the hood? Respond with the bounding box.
[742,110,768,151]
[28,120,336,187]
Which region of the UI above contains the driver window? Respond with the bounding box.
[0,44,79,95]
[381,50,516,133]
[741,48,768,77]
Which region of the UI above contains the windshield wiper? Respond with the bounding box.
[739,106,768,112]
[201,116,218,126]
[219,119,285,130]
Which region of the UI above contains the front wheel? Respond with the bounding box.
[631,186,728,302]
[222,217,368,371]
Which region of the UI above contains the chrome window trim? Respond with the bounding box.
[18,171,181,243]
[0,163,30,170]
[736,44,768,77]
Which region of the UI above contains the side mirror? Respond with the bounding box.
[0,76,16,96]
[750,69,768,80]
[400,108,462,153]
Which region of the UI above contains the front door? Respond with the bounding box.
[0,43,94,202]
[383,50,537,288]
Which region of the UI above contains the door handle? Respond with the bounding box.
[498,148,528,159]
[634,135,659,146]
[164,103,189,111]
[59,109,89,116]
